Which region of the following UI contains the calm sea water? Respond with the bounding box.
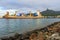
[0,18,60,37]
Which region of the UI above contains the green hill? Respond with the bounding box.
[41,9,60,16]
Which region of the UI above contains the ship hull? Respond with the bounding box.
[4,16,44,19]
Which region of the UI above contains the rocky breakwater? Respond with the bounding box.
[1,21,60,40]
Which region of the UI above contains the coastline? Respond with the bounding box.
[1,21,60,40]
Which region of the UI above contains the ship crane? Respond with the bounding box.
[14,10,20,16]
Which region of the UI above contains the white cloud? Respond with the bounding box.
[0,0,60,16]
[0,9,17,16]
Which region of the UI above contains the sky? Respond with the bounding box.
[0,0,60,16]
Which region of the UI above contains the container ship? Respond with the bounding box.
[3,10,44,19]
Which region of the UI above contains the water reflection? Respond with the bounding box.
[0,18,60,37]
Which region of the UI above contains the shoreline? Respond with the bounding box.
[1,21,60,40]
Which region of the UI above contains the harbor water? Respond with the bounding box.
[0,18,60,37]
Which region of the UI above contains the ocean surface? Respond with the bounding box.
[0,18,60,37]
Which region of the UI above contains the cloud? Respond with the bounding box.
[0,0,60,12]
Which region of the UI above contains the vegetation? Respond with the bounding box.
[41,9,60,16]
[26,9,60,16]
